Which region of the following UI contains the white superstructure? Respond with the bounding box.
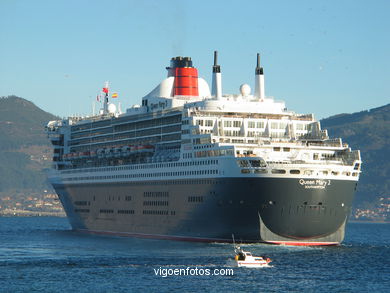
[46,52,361,186]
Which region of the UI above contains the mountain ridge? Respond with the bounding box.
[0,95,57,192]
[321,103,390,211]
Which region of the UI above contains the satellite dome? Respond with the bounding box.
[240,84,251,96]
[108,103,117,114]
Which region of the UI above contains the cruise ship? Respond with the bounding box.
[46,52,361,245]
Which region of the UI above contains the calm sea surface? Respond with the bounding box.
[0,217,389,292]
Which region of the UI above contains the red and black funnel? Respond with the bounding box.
[167,56,199,97]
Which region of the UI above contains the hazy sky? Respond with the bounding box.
[1,0,389,119]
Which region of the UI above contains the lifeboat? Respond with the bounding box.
[104,148,113,158]
[79,151,90,159]
[137,145,155,153]
[121,145,130,154]
[97,149,105,158]
[113,148,122,158]
[71,152,79,160]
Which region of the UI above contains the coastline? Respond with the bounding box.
[0,209,66,217]
[349,220,389,224]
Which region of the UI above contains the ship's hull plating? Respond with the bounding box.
[52,177,357,245]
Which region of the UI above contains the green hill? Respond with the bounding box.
[321,104,390,208]
[0,96,57,192]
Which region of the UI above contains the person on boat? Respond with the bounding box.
[234,251,246,261]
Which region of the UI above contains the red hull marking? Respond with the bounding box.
[268,241,339,246]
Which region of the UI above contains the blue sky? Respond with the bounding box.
[1,0,389,119]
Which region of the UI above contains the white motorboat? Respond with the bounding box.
[234,245,272,268]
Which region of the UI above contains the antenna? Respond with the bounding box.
[232,234,239,253]
[103,81,109,114]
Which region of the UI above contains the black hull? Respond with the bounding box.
[52,177,357,245]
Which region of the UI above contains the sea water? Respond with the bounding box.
[0,217,389,292]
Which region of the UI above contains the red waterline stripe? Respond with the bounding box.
[268,240,339,246]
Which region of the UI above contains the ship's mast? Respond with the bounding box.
[103,81,109,114]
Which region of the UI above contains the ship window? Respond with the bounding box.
[237,160,249,167]
[271,169,286,174]
[331,171,339,176]
[188,196,204,203]
[205,120,213,127]
[224,130,232,136]
[249,160,261,167]
[290,170,300,174]
[75,209,90,213]
[118,210,135,214]
[256,121,264,128]
[273,147,281,152]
